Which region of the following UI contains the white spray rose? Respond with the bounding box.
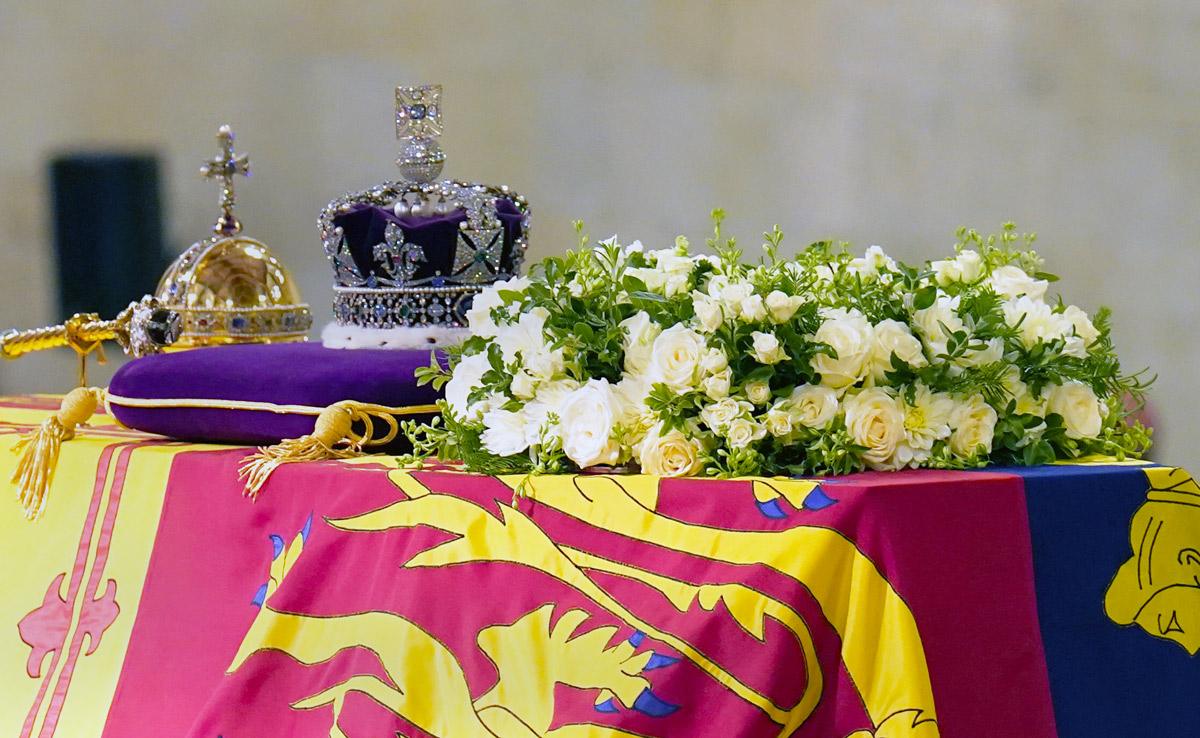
[510,370,537,400]
[848,245,898,280]
[495,307,564,379]
[636,423,703,477]
[702,369,732,400]
[810,308,875,389]
[765,407,795,437]
[750,331,787,365]
[714,280,753,308]
[1003,297,1071,348]
[957,337,1006,368]
[739,294,768,323]
[1001,367,1046,417]
[647,324,707,392]
[692,291,725,333]
[648,247,697,297]
[524,378,580,441]
[745,379,773,405]
[481,408,531,456]
[843,388,906,470]
[1046,381,1103,439]
[463,276,530,338]
[870,319,927,381]
[765,290,805,323]
[949,394,998,457]
[787,384,839,428]
[913,295,966,359]
[620,311,661,375]
[699,397,752,433]
[726,417,767,449]
[931,250,983,286]
[558,379,623,468]
[986,265,1048,301]
[701,348,729,374]
[1061,305,1099,345]
[445,352,492,421]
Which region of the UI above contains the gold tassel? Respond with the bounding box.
[237,400,418,498]
[11,386,103,519]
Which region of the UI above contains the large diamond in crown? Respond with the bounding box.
[319,85,530,348]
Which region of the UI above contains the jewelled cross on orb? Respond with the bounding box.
[395,85,445,184]
[200,125,251,236]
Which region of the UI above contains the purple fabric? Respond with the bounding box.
[108,342,441,445]
[334,199,524,283]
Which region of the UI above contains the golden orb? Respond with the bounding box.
[155,235,312,349]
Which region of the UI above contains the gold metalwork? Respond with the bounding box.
[0,296,181,385]
[155,125,312,348]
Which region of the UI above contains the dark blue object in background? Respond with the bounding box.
[50,153,167,320]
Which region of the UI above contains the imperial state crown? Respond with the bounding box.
[319,84,530,348]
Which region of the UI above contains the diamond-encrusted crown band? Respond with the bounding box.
[320,85,529,334]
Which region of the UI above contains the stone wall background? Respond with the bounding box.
[1,1,1197,466]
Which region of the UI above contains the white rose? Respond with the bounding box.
[739,294,768,323]
[986,265,1048,301]
[913,295,966,359]
[620,311,662,374]
[558,379,623,468]
[810,308,875,389]
[637,423,703,477]
[1046,381,1103,439]
[870,319,927,381]
[702,369,732,400]
[699,397,751,433]
[647,324,707,392]
[764,407,794,437]
[843,388,906,470]
[481,408,531,456]
[726,417,767,449]
[745,379,773,405]
[949,394,998,457]
[788,384,839,428]
[750,331,787,365]
[1003,297,1071,348]
[692,291,725,333]
[765,290,805,323]
[445,352,492,420]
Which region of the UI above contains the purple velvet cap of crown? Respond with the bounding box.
[334,199,523,283]
[108,342,442,445]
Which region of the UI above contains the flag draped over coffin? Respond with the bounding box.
[0,397,1197,738]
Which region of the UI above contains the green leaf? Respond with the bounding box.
[913,285,937,310]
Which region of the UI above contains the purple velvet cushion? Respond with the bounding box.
[108,342,441,445]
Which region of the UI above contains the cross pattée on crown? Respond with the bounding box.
[200,125,251,236]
